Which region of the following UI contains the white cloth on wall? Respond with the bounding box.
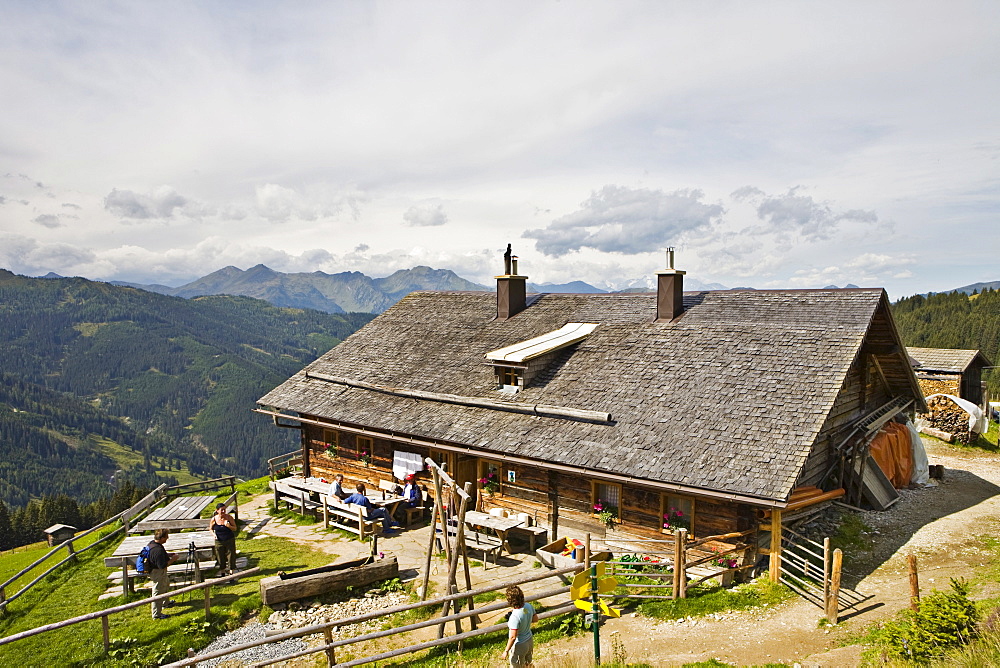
[906,419,930,485]
[392,450,423,481]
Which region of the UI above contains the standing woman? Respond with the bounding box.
[501,584,538,667]
[209,502,237,576]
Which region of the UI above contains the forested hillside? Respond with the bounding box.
[892,288,1000,394]
[0,270,374,499]
[0,374,170,508]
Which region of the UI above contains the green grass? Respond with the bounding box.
[0,528,336,666]
[633,577,792,621]
[92,436,203,486]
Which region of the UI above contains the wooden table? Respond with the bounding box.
[131,495,216,533]
[285,476,333,496]
[105,530,217,568]
[463,510,526,554]
[374,495,406,520]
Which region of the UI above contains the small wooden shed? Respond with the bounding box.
[43,524,77,547]
[907,347,993,406]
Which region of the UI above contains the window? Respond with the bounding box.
[592,481,622,518]
[497,366,521,391]
[357,436,373,464]
[321,429,339,457]
[478,459,501,494]
[661,494,695,534]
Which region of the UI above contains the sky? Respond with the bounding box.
[1,1,998,298]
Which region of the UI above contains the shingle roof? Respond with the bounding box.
[906,347,991,373]
[259,288,907,503]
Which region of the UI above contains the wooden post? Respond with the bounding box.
[823,537,831,606]
[548,471,559,543]
[908,554,920,612]
[273,484,280,512]
[672,529,682,599]
[769,509,782,584]
[676,528,687,598]
[461,543,477,630]
[434,470,452,566]
[584,533,592,571]
[101,614,110,651]
[826,548,842,624]
[203,583,211,618]
[121,562,130,598]
[438,482,472,639]
[420,467,443,601]
[66,540,77,564]
[323,627,335,666]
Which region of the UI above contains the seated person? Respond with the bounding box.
[342,483,399,534]
[402,474,421,507]
[328,474,348,501]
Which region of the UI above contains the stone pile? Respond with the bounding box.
[267,589,410,638]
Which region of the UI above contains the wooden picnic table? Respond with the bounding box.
[104,530,217,568]
[463,510,526,554]
[131,495,216,533]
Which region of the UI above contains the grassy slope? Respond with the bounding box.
[0,479,335,666]
[92,436,202,486]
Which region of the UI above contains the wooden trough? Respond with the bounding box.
[259,556,399,606]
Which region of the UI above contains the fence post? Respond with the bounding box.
[672,529,682,599]
[769,509,782,583]
[826,548,842,624]
[66,540,77,564]
[323,626,335,666]
[908,554,920,612]
[101,615,110,651]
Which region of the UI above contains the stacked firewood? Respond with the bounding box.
[922,395,972,443]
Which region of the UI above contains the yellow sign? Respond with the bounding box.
[570,570,619,600]
[573,599,621,617]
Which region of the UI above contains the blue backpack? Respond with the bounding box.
[136,545,152,574]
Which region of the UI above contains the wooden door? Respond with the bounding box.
[455,455,479,493]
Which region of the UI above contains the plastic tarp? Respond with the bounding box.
[869,422,913,488]
[907,419,930,485]
[925,393,988,434]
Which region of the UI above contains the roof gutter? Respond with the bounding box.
[252,407,788,509]
[304,371,613,424]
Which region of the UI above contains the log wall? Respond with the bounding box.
[300,422,750,541]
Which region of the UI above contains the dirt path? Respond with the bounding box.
[539,440,1000,667]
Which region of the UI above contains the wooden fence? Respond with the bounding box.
[0,483,167,612]
[778,526,869,622]
[0,568,259,652]
[0,476,241,613]
[602,528,755,601]
[163,564,582,668]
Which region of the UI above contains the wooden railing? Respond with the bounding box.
[267,450,303,480]
[164,476,237,499]
[0,484,167,612]
[0,568,259,652]
[163,564,581,667]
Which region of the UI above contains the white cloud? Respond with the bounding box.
[524,185,724,257]
[32,214,62,228]
[104,186,203,220]
[403,203,448,227]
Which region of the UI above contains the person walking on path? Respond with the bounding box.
[148,528,179,619]
[209,502,238,575]
[501,584,538,667]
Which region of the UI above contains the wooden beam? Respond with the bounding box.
[769,509,782,583]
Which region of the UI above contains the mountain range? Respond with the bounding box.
[113,265,730,314]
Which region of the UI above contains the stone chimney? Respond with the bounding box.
[496,244,527,320]
[655,248,685,322]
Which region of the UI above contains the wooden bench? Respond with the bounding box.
[271,480,323,517]
[322,495,382,539]
[402,487,428,527]
[446,528,503,569]
[509,525,548,552]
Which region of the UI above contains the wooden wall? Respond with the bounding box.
[299,421,751,542]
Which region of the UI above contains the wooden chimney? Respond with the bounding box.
[655,248,685,322]
[496,244,527,320]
